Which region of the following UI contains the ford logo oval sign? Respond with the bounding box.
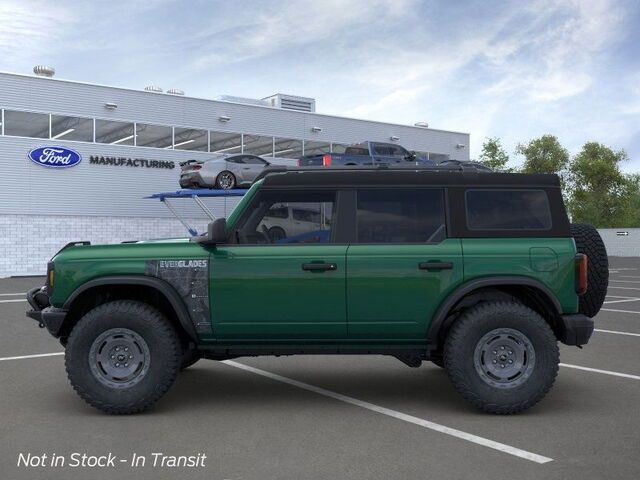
[28,146,82,168]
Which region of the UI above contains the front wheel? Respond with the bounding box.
[444,301,559,414]
[65,300,182,414]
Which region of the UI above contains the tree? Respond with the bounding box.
[516,135,569,176]
[479,137,511,171]
[624,174,640,227]
[567,142,634,227]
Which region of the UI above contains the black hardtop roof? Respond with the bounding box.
[258,166,561,188]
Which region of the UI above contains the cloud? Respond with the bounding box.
[0,1,74,65]
[189,0,418,70]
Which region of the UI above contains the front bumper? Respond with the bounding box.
[26,287,67,337]
[557,314,594,346]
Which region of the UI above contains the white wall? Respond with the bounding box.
[598,229,640,257]
[0,214,212,277]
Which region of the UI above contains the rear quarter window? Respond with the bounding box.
[465,189,552,231]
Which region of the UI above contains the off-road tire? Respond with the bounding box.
[571,223,608,318]
[180,347,202,370]
[65,300,181,414]
[444,301,559,414]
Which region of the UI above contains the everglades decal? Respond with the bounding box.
[145,259,211,334]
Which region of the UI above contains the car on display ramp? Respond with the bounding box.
[179,154,274,190]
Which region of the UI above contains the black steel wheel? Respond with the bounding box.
[89,328,151,389]
[444,301,559,414]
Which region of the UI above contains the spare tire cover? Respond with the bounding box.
[571,223,609,317]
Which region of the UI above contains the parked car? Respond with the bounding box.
[261,204,332,242]
[26,166,608,414]
[298,141,436,167]
[179,154,272,189]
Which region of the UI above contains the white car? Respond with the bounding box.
[259,204,332,242]
[179,154,272,189]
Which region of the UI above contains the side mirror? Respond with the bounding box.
[192,218,228,245]
[405,151,417,161]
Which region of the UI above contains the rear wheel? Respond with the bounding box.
[65,300,181,414]
[268,226,287,242]
[444,301,559,414]
[215,171,236,190]
[571,223,608,317]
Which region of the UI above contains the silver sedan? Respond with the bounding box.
[179,154,271,189]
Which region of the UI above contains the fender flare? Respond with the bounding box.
[426,276,563,347]
[63,275,198,341]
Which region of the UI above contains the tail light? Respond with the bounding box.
[575,254,588,295]
[192,164,202,171]
[297,159,301,166]
[322,154,331,167]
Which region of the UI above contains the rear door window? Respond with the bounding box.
[465,189,552,230]
[356,189,446,243]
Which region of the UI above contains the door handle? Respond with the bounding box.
[418,261,453,271]
[302,263,337,272]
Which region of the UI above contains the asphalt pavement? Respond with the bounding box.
[0,257,639,480]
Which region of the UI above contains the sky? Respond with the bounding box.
[1,0,639,170]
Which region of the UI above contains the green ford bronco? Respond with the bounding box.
[26,167,608,414]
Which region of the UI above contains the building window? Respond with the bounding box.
[243,134,274,156]
[210,131,242,154]
[95,119,135,145]
[331,143,349,154]
[51,115,93,142]
[429,153,449,163]
[173,127,208,151]
[136,123,173,148]
[3,110,49,138]
[273,137,303,159]
[303,140,331,156]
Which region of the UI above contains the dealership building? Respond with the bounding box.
[0,68,470,277]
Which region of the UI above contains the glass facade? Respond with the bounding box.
[0,108,449,161]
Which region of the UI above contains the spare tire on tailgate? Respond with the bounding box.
[571,223,608,317]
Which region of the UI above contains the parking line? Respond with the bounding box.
[615,275,640,279]
[0,352,63,362]
[560,363,640,381]
[606,286,640,291]
[223,360,553,464]
[610,280,640,284]
[594,328,640,338]
[603,298,640,304]
[0,292,26,296]
[601,308,640,314]
[0,299,27,304]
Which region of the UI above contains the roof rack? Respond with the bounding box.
[253,163,486,183]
